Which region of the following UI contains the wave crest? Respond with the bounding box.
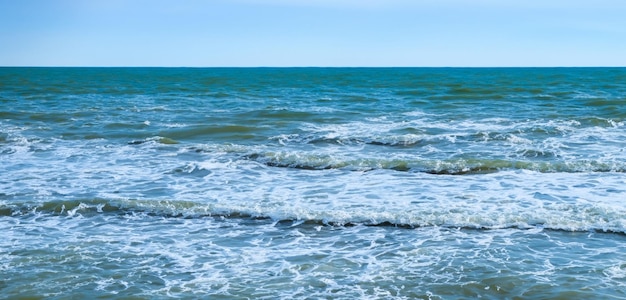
[3,198,625,233]
[242,152,626,174]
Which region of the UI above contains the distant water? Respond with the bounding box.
[2,67,626,299]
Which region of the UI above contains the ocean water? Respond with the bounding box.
[1,67,626,299]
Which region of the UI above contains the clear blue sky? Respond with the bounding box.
[1,0,625,67]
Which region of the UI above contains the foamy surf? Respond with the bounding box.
[2,67,626,299]
[3,195,626,233]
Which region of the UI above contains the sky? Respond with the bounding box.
[1,0,625,67]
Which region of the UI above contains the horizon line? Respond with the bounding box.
[2,65,626,68]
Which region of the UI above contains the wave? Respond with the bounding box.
[159,124,262,139]
[128,136,179,145]
[2,198,625,233]
[298,135,425,148]
[260,117,625,157]
[242,152,626,174]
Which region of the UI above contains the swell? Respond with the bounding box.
[2,199,625,234]
[158,124,264,141]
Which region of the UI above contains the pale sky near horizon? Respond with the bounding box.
[1,0,625,67]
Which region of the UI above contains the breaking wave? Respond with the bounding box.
[3,198,625,233]
[242,151,626,174]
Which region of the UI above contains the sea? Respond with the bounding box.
[1,67,626,299]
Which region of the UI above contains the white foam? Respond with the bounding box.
[402,110,432,117]
[77,168,623,233]
[3,110,626,232]
[164,123,188,128]
[604,264,626,280]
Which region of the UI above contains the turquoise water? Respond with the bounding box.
[1,67,626,298]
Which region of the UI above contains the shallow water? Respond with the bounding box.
[1,67,626,298]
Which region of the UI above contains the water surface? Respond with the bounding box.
[1,67,626,298]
